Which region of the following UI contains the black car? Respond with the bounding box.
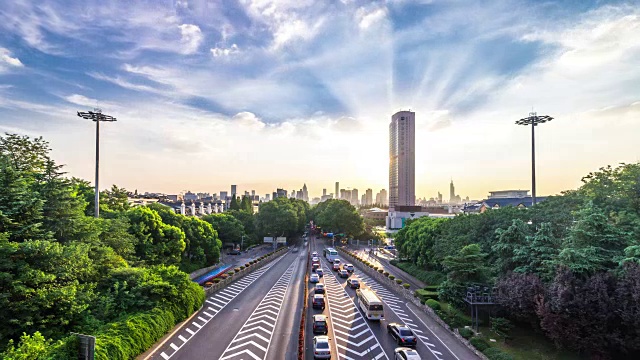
[312,294,325,310]
[387,323,417,347]
[312,314,328,335]
[227,249,241,255]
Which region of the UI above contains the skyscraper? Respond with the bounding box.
[335,182,339,199]
[302,183,309,202]
[365,188,373,206]
[322,188,327,197]
[231,185,237,197]
[352,188,359,206]
[450,179,455,203]
[389,111,415,208]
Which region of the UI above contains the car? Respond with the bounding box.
[338,269,349,278]
[312,256,320,263]
[312,251,318,257]
[333,259,341,265]
[385,245,396,250]
[312,314,328,334]
[347,277,360,289]
[312,294,325,310]
[292,247,299,253]
[332,263,341,271]
[344,264,354,273]
[394,347,421,360]
[227,249,241,255]
[387,323,417,347]
[310,274,320,283]
[314,284,325,294]
[316,268,324,277]
[312,263,320,272]
[313,335,331,359]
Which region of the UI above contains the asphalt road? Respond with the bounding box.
[306,237,479,360]
[146,248,305,360]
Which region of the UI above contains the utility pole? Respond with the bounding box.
[515,112,553,206]
[77,109,117,218]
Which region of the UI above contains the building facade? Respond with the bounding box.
[389,111,415,209]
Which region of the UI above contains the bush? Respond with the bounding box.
[403,283,411,289]
[378,269,384,273]
[234,267,241,272]
[415,289,439,302]
[458,328,473,339]
[383,272,389,277]
[389,261,446,285]
[425,299,440,310]
[470,337,490,351]
[213,278,222,283]
[227,270,235,275]
[395,279,403,285]
[204,282,213,287]
[389,275,396,280]
[482,347,514,360]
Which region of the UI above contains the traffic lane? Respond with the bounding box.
[351,249,424,290]
[170,252,297,360]
[306,239,336,360]
[267,250,307,360]
[327,260,435,360]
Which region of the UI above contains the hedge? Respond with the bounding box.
[470,337,490,351]
[425,299,440,311]
[482,347,515,360]
[415,289,439,302]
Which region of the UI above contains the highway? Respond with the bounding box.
[147,248,306,360]
[305,236,479,360]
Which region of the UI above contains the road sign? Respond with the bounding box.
[276,237,287,244]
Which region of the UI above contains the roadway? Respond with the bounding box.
[306,236,479,360]
[146,246,306,360]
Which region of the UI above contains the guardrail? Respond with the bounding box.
[298,250,310,360]
[203,247,287,296]
[338,248,489,360]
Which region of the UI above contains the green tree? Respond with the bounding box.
[229,196,241,211]
[492,219,531,274]
[256,197,300,238]
[240,196,253,213]
[512,222,560,279]
[1,332,53,360]
[202,213,245,247]
[313,199,364,237]
[101,185,130,214]
[125,207,186,265]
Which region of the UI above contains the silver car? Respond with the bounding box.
[394,347,421,360]
[313,335,331,359]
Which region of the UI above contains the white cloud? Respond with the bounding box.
[87,72,166,94]
[0,48,24,67]
[178,24,203,54]
[211,44,239,57]
[64,94,98,107]
[356,6,388,30]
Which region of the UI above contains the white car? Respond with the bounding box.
[310,273,320,283]
[313,336,331,359]
[394,347,421,360]
[312,251,318,257]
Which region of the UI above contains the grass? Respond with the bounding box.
[476,325,581,360]
[389,261,446,285]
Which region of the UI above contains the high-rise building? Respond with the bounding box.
[389,111,415,208]
[352,188,359,206]
[302,183,309,202]
[323,188,327,197]
[251,190,255,197]
[231,185,237,197]
[335,182,339,199]
[449,179,455,203]
[438,191,443,204]
[365,189,373,206]
[220,191,228,200]
[361,194,366,206]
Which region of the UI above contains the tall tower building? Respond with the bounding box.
[231,185,237,197]
[352,188,359,206]
[449,179,455,203]
[302,183,309,202]
[323,188,327,196]
[389,111,415,208]
[365,189,373,206]
[335,182,339,199]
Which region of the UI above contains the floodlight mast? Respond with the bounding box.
[515,112,553,206]
[77,109,117,218]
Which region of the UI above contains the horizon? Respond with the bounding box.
[1,1,639,200]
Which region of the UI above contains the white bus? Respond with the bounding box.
[356,288,384,320]
[323,248,339,262]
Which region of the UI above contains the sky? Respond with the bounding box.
[0,0,639,201]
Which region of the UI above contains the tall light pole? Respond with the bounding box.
[515,112,553,206]
[77,108,117,218]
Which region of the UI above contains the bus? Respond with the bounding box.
[323,248,338,262]
[355,288,384,320]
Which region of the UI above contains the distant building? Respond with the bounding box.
[352,189,359,206]
[361,194,366,206]
[231,185,237,197]
[335,182,339,199]
[363,208,388,220]
[389,110,415,209]
[184,191,198,201]
[375,189,388,206]
[323,188,327,197]
[462,194,545,214]
[365,188,373,206]
[220,191,228,200]
[165,194,179,202]
[265,194,271,201]
[302,183,309,202]
[488,190,530,199]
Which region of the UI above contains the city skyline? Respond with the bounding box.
[0,1,639,200]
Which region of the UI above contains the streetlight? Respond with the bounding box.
[515,112,553,206]
[77,108,117,218]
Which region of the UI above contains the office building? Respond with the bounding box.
[375,189,388,206]
[365,188,373,206]
[303,183,309,202]
[352,188,359,206]
[389,110,415,208]
[220,191,228,200]
[231,185,237,197]
[335,182,339,199]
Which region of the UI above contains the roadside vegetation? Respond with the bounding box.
[393,162,640,359]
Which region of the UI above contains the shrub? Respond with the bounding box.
[389,275,395,280]
[213,278,222,283]
[425,299,440,311]
[470,337,490,351]
[204,282,213,287]
[234,267,241,272]
[383,272,389,277]
[403,283,411,289]
[482,347,514,360]
[458,328,473,339]
[389,261,446,285]
[378,269,384,273]
[227,270,235,275]
[415,289,439,302]
[395,279,403,285]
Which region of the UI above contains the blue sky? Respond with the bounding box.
[1,0,639,200]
